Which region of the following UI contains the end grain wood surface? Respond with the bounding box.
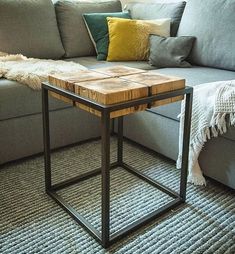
[120,72,185,107]
[47,66,185,118]
[75,78,148,118]
[93,65,146,77]
[48,70,110,104]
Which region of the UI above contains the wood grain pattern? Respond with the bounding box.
[48,73,75,104]
[93,65,146,77]
[74,78,148,118]
[47,67,185,119]
[48,70,110,104]
[120,72,185,107]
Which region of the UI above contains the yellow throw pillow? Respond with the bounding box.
[107,18,171,61]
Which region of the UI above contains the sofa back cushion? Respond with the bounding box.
[55,0,122,58]
[177,0,235,71]
[0,0,65,59]
[124,1,186,36]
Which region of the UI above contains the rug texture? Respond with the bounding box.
[0,139,235,254]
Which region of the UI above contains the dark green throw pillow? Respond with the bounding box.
[149,35,196,68]
[83,12,131,61]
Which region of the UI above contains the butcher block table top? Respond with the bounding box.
[48,65,185,118]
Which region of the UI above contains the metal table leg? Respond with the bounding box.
[42,87,52,191]
[117,116,124,166]
[101,111,111,248]
[180,91,193,201]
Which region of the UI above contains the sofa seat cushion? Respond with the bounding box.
[65,56,156,70]
[0,79,71,121]
[147,66,235,121]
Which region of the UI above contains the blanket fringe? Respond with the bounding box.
[211,112,235,136]
[211,112,227,135]
[188,172,206,186]
[177,123,211,185]
[188,137,205,185]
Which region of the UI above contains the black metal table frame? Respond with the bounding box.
[42,82,193,248]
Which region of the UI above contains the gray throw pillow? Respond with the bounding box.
[149,35,195,68]
[0,0,65,59]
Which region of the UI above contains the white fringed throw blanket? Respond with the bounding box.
[0,53,87,89]
[177,80,235,185]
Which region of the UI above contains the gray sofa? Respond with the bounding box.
[0,0,235,189]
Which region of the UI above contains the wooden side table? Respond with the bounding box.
[42,66,193,248]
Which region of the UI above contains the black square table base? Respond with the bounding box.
[42,83,193,248]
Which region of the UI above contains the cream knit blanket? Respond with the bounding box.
[177,80,235,185]
[0,53,87,89]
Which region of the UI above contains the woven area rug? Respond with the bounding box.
[0,138,235,254]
